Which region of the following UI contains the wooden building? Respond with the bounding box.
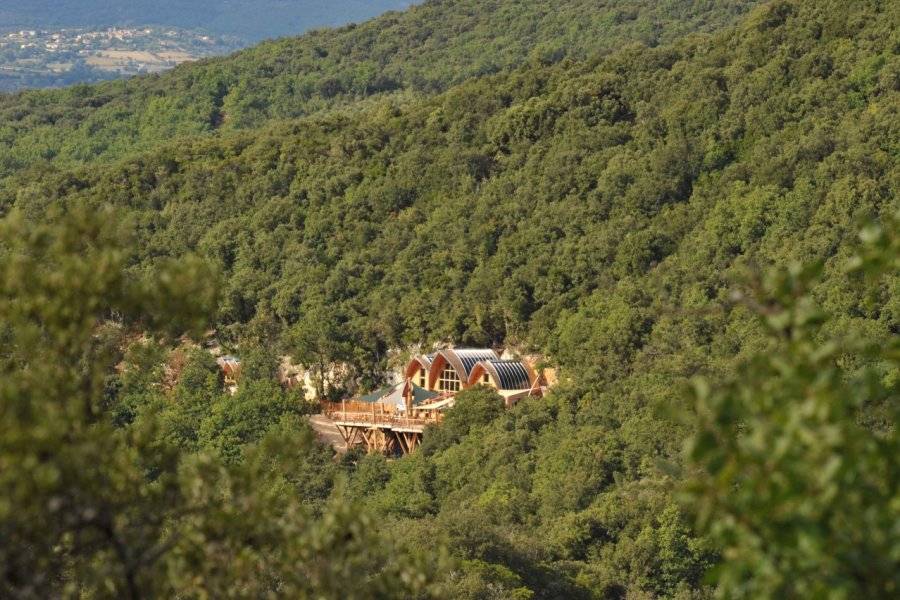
[323,348,550,456]
[403,348,547,407]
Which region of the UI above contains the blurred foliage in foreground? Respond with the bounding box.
[683,214,899,598]
[0,208,439,598]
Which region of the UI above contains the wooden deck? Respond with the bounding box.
[321,400,446,455]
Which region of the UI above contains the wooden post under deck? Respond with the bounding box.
[325,396,440,456]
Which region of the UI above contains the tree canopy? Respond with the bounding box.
[1,0,897,597]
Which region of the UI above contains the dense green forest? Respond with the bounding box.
[0,0,758,179]
[1,0,897,597]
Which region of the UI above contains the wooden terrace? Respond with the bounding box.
[321,399,448,455]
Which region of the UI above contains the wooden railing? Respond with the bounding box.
[321,400,445,428]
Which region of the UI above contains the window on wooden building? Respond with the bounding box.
[438,365,460,392]
[418,368,426,388]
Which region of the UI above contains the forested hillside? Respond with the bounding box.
[0,0,758,180]
[1,0,897,598]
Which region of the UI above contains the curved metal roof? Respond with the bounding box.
[429,348,499,388]
[417,353,435,367]
[484,360,532,390]
[446,348,499,379]
[406,353,435,378]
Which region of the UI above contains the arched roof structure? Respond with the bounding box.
[404,353,435,379]
[427,348,498,389]
[468,359,533,391]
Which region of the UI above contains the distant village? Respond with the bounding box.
[0,26,238,91]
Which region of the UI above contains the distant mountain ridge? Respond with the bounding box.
[0,1,416,42]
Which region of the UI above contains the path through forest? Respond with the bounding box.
[308,414,347,453]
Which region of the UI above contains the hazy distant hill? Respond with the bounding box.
[0,1,415,42]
